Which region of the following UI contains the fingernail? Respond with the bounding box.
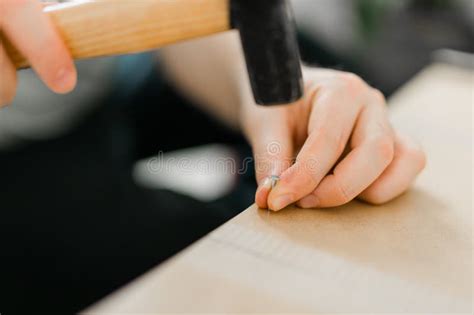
[55,66,76,93]
[271,194,293,211]
[260,177,272,190]
[297,195,319,209]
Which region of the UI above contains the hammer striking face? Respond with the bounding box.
[3,0,304,106]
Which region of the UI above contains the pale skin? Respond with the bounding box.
[0,1,426,211]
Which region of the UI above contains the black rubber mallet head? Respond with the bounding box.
[232,0,304,105]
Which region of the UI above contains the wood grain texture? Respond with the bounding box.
[3,0,230,69]
[86,64,473,314]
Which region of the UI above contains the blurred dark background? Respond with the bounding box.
[0,0,472,313]
[296,0,473,95]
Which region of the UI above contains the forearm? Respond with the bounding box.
[160,31,254,130]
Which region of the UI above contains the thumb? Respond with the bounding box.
[251,125,294,209]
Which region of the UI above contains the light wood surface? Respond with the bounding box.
[3,0,230,69]
[87,63,473,313]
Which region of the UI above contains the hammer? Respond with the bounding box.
[2,0,303,106]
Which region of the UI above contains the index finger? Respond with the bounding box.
[268,77,366,211]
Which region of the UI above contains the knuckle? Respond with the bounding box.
[370,88,387,104]
[330,72,367,102]
[372,135,395,165]
[318,127,346,154]
[338,72,365,90]
[401,141,427,172]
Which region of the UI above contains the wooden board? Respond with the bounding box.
[86,63,473,314]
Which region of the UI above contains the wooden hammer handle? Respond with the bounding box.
[3,0,231,69]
